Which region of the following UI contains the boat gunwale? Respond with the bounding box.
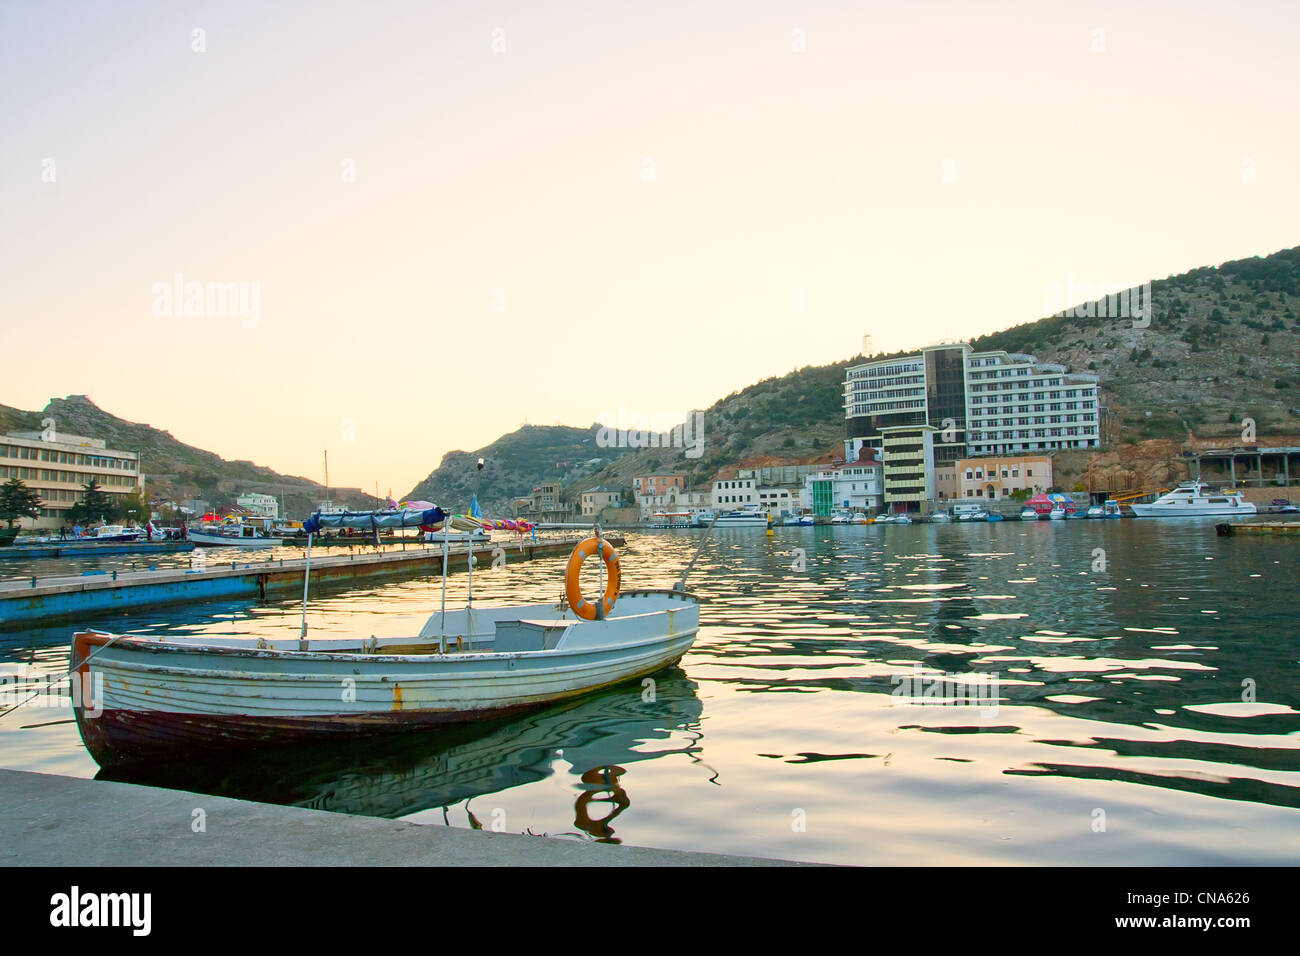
[71,590,700,668]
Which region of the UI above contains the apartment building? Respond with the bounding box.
[0,430,144,529]
[580,486,623,516]
[632,474,685,500]
[844,343,1100,464]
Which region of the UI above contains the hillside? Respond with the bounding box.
[569,245,1300,497]
[0,395,373,518]
[971,246,1300,441]
[403,424,632,514]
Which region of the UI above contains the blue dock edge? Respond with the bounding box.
[0,769,805,867]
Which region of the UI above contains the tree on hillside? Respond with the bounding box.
[0,478,42,528]
[65,478,115,527]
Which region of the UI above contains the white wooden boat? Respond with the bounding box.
[70,508,707,768]
[1130,481,1257,517]
[71,589,699,767]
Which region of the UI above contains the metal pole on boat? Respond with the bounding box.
[465,521,473,652]
[439,519,449,654]
[299,530,313,646]
[595,521,604,620]
[675,512,719,592]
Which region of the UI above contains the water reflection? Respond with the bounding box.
[98,669,704,835]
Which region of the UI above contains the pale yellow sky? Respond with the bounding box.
[2,1,1296,494]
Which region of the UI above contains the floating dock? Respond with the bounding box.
[1215,521,1300,536]
[0,541,194,560]
[0,535,622,628]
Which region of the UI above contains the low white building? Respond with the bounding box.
[711,476,758,510]
[802,453,884,516]
[640,487,710,520]
[237,492,279,519]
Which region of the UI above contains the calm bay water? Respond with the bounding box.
[2,522,1298,864]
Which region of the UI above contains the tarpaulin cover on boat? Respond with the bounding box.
[303,507,447,533]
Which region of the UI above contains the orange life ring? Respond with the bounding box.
[565,537,621,620]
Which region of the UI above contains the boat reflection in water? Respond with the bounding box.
[98,669,705,844]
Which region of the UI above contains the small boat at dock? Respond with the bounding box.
[70,507,704,768]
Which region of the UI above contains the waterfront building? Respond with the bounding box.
[580,486,623,517]
[633,474,685,500]
[237,492,279,519]
[934,463,959,501]
[711,475,758,509]
[844,343,1100,463]
[879,424,937,512]
[801,449,883,516]
[956,454,1053,500]
[639,487,711,520]
[0,430,144,529]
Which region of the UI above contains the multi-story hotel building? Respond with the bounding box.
[844,343,1099,511]
[844,343,1100,461]
[0,430,144,529]
[963,351,1100,457]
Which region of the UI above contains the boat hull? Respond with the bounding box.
[188,531,284,547]
[1130,504,1258,517]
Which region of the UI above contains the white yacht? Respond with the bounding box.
[1130,482,1257,518]
[692,510,718,528]
[713,507,771,528]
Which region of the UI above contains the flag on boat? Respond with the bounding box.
[470,495,483,520]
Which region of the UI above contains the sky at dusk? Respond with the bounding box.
[2,0,1297,494]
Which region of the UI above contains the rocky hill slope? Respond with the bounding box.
[403,424,633,514]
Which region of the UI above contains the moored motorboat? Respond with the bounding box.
[691,510,717,528]
[1086,501,1123,519]
[188,526,284,547]
[1130,482,1257,518]
[713,507,770,528]
[1020,507,1040,520]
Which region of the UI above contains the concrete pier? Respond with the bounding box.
[0,535,623,629]
[0,769,799,866]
